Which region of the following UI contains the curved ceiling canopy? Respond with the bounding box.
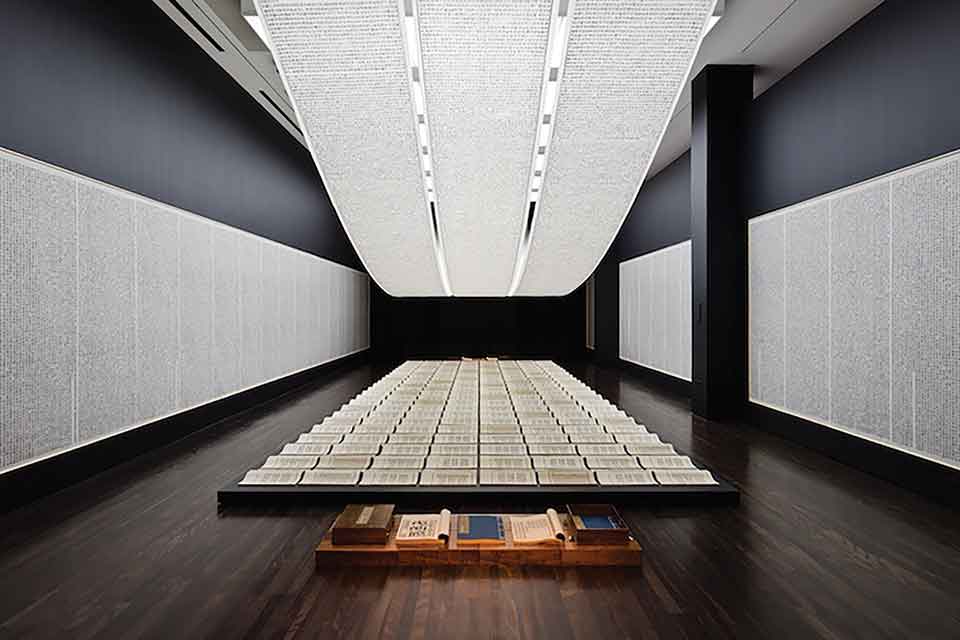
[254,0,715,297]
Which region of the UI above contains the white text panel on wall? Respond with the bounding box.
[749,148,960,470]
[619,241,692,381]
[0,147,369,474]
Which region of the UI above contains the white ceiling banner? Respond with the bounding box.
[516,0,716,295]
[255,0,715,297]
[254,0,446,296]
[418,0,552,296]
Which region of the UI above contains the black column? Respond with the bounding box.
[690,65,753,419]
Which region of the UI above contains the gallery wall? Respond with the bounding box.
[594,153,691,363]
[0,148,370,473]
[742,0,960,471]
[371,288,587,361]
[0,1,370,476]
[594,0,960,473]
[749,149,959,469]
[0,0,359,269]
[743,0,960,219]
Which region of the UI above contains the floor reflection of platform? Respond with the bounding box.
[314,514,644,568]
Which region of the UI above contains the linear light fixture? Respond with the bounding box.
[507,0,575,296]
[399,0,453,296]
[244,14,268,44]
[513,0,717,296]
[253,0,449,296]
[705,0,724,36]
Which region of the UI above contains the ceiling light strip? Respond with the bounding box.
[507,0,575,296]
[515,0,717,296]
[399,0,452,296]
[253,0,446,296]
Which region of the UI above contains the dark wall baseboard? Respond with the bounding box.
[748,403,960,509]
[608,361,959,508]
[616,359,692,398]
[589,352,693,398]
[0,350,369,514]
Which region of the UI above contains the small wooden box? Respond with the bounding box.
[331,504,395,545]
[566,504,631,546]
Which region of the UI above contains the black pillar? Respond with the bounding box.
[690,65,753,419]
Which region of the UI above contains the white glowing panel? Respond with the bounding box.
[135,202,179,423]
[0,156,76,466]
[518,0,715,295]
[619,241,691,381]
[254,0,445,296]
[77,182,137,441]
[418,0,551,295]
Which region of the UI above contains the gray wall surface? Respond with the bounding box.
[0,0,360,269]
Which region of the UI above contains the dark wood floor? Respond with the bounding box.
[1,361,959,639]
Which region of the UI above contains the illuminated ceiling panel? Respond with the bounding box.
[255,0,714,297]
[418,0,551,296]
[253,0,446,296]
[516,0,716,295]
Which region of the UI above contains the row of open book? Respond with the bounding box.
[258,453,700,470]
[236,360,723,489]
[331,503,632,547]
[322,361,645,430]
[289,434,672,449]
[394,510,560,546]
[238,467,718,486]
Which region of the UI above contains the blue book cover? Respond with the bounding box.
[578,515,620,530]
[457,515,505,544]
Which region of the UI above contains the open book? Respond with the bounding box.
[395,509,452,547]
[510,509,566,545]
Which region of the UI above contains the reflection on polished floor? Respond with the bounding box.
[0,361,958,638]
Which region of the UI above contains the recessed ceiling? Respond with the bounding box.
[253,0,716,296]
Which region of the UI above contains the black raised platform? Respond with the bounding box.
[216,477,739,508]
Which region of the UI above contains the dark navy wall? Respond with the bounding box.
[594,153,691,361]
[595,0,960,364]
[371,287,587,361]
[0,0,359,269]
[744,0,960,218]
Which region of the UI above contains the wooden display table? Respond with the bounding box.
[315,514,642,568]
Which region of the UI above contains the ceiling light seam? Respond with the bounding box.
[251,0,383,287]
[398,0,453,296]
[559,0,719,296]
[516,0,719,296]
[507,0,576,297]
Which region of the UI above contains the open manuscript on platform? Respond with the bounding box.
[395,509,452,546]
[510,509,566,545]
[239,469,303,485]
